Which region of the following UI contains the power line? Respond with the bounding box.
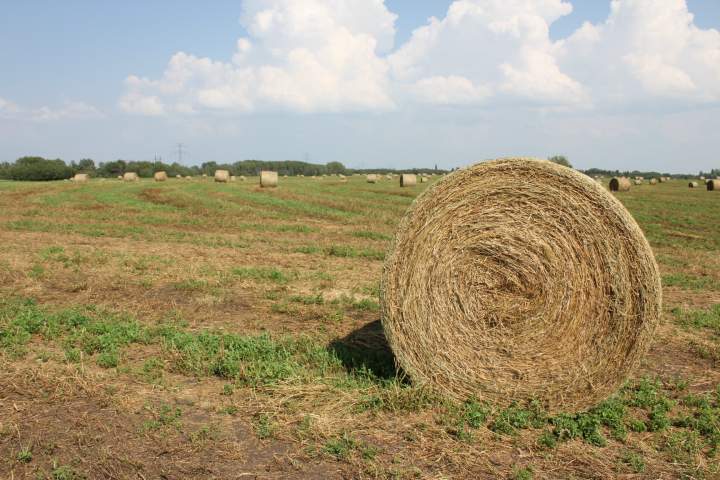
[177,143,186,164]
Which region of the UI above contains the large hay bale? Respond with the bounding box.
[609,177,631,191]
[239,175,246,182]
[123,172,139,182]
[649,178,658,185]
[367,174,378,184]
[154,171,168,182]
[689,181,699,188]
[382,158,661,412]
[633,179,643,185]
[72,173,89,183]
[260,171,278,188]
[214,170,230,183]
[708,180,720,191]
[400,174,417,187]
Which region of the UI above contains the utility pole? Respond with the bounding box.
[177,143,185,164]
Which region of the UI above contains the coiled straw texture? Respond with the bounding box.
[381,158,661,412]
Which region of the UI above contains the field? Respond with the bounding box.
[1,175,719,479]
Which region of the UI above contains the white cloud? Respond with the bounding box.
[389,0,588,107]
[120,0,397,115]
[556,0,720,105]
[410,75,491,105]
[0,97,103,121]
[119,0,720,115]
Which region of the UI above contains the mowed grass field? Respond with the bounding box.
[1,175,719,479]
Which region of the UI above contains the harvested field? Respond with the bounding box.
[1,175,720,479]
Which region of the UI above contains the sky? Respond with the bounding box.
[1,0,719,172]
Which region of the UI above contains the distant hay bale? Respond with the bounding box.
[700,176,706,180]
[420,176,428,183]
[708,180,719,191]
[649,178,658,185]
[658,177,666,183]
[400,174,417,187]
[688,181,699,188]
[382,158,661,412]
[123,172,139,182]
[117,175,123,180]
[230,175,236,182]
[260,171,278,188]
[214,170,230,183]
[633,179,643,185]
[239,176,246,181]
[185,176,192,180]
[176,174,181,179]
[72,173,89,183]
[367,174,378,184]
[154,171,168,182]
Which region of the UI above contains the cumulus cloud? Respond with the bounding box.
[556,0,720,105]
[389,0,589,107]
[120,0,397,115]
[119,0,720,115]
[0,97,103,121]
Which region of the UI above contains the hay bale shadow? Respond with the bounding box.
[328,320,399,380]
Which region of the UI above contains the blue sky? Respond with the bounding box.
[1,1,719,172]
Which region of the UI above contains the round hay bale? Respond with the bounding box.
[72,173,89,183]
[239,176,246,182]
[123,172,139,182]
[633,179,643,185]
[649,178,658,185]
[367,174,378,184]
[708,180,719,191]
[260,171,278,188]
[400,174,417,187]
[381,158,661,412]
[117,175,123,180]
[176,174,181,179]
[689,181,699,188]
[185,176,192,180]
[700,176,706,180]
[214,170,230,183]
[609,177,630,192]
[230,175,236,182]
[154,171,168,182]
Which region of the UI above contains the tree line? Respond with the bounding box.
[1,156,713,182]
[0,157,449,181]
[0,157,348,181]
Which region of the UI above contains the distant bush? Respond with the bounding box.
[548,155,572,168]
[1,156,73,181]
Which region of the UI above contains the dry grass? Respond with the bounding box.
[261,171,279,188]
[0,173,719,479]
[399,174,417,187]
[610,176,632,191]
[382,159,662,412]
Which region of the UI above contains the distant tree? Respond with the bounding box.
[325,161,346,175]
[548,156,572,168]
[75,158,96,175]
[4,156,72,181]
